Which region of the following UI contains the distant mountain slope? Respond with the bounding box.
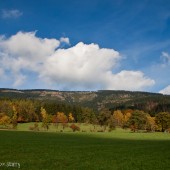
[0,88,170,114]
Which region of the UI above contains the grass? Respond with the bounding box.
[17,122,107,132]
[0,128,170,170]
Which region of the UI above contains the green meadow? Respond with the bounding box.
[0,126,170,170]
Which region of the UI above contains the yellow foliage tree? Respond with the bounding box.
[113,110,124,127]
[68,113,74,122]
[12,106,18,129]
[121,109,133,128]
[41,107,51,131]
[56,112,68,123]
[146,115,157,132]
[0,114,11,128]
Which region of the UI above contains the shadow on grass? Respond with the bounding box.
[0,130,170,170]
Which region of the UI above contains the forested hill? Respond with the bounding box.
[0,88,170,114]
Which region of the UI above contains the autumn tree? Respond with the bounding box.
[122,109,132,128]
[155,112,170,132]
[11,106,18,129]
[41,107,51,131]
[68,113,75,122]
[52,112,68,129]
[112,110,124,127]
[146,115,157,132]
[0,113,11,128]
[16,100,37,122]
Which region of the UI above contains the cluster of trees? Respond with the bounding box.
[0,99,96,130]
[32,107,170,132]
[0,99,170,132]
[98,109,170,132]
[0,99,94,123]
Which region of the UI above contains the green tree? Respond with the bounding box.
[155,112,170,132]
[128,110,148,132]
[98,108,111,131]
[107,115,116,131]
[81,107,97,124]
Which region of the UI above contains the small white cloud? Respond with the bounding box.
[161,51,170,66]
[1,9,23,19]
[159,85,170,95]
[60,37,70,45]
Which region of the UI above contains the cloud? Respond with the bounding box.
[0,68,4,77]
[60,37,70,45]
[0,31,60,86]
[159,85,170,95]
[13,74,26,87]
[40,42,154,90]
[0,31,155,90]
[106,70,155,91]
[0,31,60,60]
[161,52,170,66]
[1,9,23,19]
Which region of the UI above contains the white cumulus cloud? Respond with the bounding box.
[0,31,155,90]
[105,70,155,91]
[0,31,60,87]
[40,42,121,90]
[159,85,170,95]
[1,9,23,19]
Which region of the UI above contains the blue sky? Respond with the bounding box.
[0,0,170,93]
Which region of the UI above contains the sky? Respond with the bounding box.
[0,0,170,94]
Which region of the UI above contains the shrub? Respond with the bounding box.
[29,123,39,131]
[97,130,104,132]
[70,124,80,132]
[82,130,86,132]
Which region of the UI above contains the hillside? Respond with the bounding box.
[1,88,170,114]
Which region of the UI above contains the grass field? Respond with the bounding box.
[0,128,170,170]
[17,122,108,132]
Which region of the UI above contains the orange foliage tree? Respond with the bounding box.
[52,112,68,130]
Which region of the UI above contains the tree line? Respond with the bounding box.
[0,99,170,132]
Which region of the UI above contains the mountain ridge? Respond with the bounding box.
[1,88,170,114]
